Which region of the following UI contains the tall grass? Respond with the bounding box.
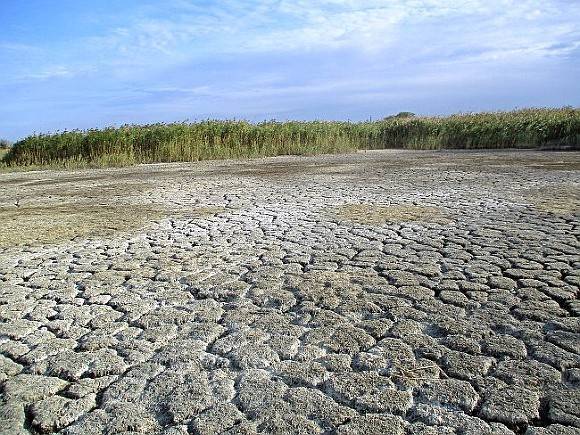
[3,108,579,168]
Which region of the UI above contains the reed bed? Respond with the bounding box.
[3,108,579,168]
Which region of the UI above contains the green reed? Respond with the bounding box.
[3,108,579,168]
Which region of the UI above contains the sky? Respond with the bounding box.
[1,0,579,141]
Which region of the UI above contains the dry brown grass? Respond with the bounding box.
[0,204,165,247]
[0,203,226,248]
[525,185,580,215]
[0,163,235,247]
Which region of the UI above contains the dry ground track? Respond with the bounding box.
[0,150,579,435]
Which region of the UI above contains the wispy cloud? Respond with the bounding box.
[4,0,578,82]
[86,0,578,58]
[0,42,39,52]
[22,66,86,81]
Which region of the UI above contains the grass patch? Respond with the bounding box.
[525,185,580,215]
[2,108,579,170]
[41,180,152,199]
[0,163,234,248]
[334,204,451,225]
[0,203,228,248]
[0,204,164,247]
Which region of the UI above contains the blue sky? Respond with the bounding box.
[1,0,579,140]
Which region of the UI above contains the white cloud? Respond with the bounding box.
[3,0,580,83]
[104,0,580,61]
[0,42,39,52]
[23,66,76,80]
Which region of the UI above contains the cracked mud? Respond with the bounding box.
[0,150,579,435]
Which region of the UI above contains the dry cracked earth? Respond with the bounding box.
[0,150,579,435]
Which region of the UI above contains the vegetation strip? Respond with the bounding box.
[3,108,579,169]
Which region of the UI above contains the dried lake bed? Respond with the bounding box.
[0,150,579,434]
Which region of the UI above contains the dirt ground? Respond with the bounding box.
[0,150,579,434]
